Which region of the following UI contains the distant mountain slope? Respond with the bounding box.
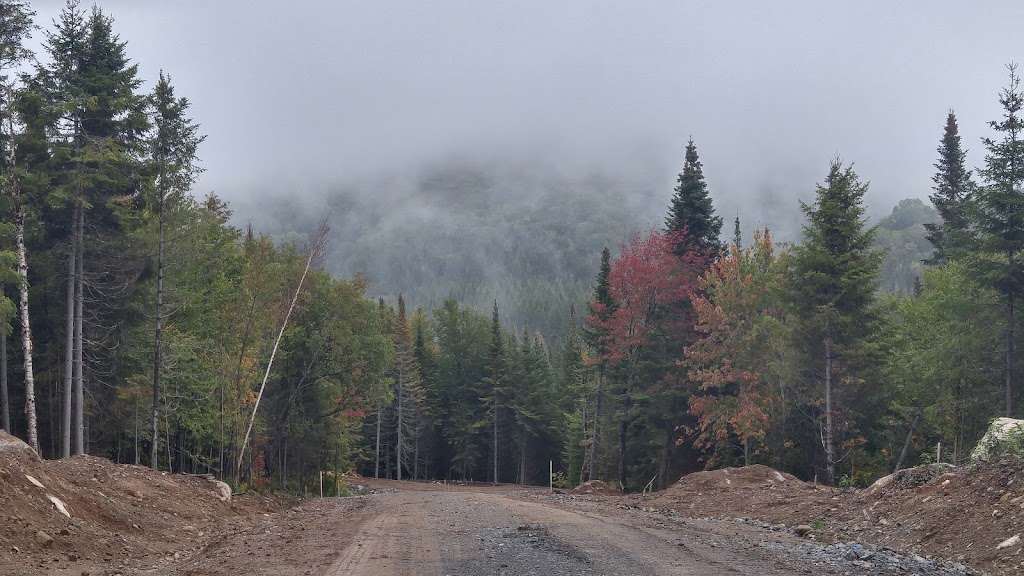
[232,164,665,338]
[232,165,937,335]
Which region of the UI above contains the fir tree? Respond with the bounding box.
[146,72,204,469]
[665,137,723,257]
[789,158,883,485]
[924,110,973,264]
[973,63,1024,417]
[583,247,614,480]
[391,294,422,480]
[481,300,506,484]
[733,215,742,249]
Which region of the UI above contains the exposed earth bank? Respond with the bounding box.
[2,430,1022,575]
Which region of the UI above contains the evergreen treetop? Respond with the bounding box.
[791,158,883,339]
[665,137,723,257]
[924,110,973,264]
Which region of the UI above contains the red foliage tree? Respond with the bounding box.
[587,230,704,488]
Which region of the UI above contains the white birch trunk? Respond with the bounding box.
[236,222,329,479]
[5,87,38,454]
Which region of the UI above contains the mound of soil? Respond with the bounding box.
[841,457,1024,575]
[641,460,1024,575]
[0,430,278,575]
[571,480,622,496]
[647,464,828,519]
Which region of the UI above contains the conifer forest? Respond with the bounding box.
[3,0,1024,495]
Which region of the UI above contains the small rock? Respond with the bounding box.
[11,545,20,553]
[993,509,1004,519]
[35,530,54,547]
[68,553,79,562]
[997,534,1021,550]
[794,524,812,536]
[60,528,70,536]
[183,525,197,533]
[878,518,890,526]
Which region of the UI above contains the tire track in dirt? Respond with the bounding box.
[326,491,441,575]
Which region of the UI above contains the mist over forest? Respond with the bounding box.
[2,0,1021,506]
[231,158,936,337]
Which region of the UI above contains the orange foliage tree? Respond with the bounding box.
[686,229,787,466]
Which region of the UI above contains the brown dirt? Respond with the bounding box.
[2,426,1020,575]
[630,459,1024,575]
[571,479,622,496]
[0,431,283,575]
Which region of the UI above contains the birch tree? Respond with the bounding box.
[0,0,34,451]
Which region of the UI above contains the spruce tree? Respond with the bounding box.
[665,137,723,257]
[482,301,506,484]
[147,72,205,469]
[974,63,1024,417]
[391,294,422,480]
[583,247,614,480]
[789,158,883,485]
[924,110,973,264]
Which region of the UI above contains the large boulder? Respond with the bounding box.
[971,417,1024,461]
[0,430,39,460]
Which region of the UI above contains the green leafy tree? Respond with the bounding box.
[789,159,884,485]
[687,229,787,466]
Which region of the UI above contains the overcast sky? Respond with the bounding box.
[27,1,1024,222]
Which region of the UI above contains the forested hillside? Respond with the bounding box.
[233,165,664,339]
[1,1,1021,496]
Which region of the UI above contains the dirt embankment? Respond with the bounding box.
[623,460,1024,576]
[0,431,280,575]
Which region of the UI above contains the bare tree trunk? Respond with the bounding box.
[150,186,166,470]
[5,90,38,454]
[588,368,602,481]
[73,203,84,454]
[1,325,8,432]
[493,394,498,485]
[1006,274,1014,417]
[658,420,672,491]
[396,370,403,481]
[824,335,835,486]
[236,221,329,479]
[893,411,920,473]
[62,241,74,458]
[133,398,140,465]
[374,401,381,479]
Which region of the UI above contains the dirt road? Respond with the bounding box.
[172,481,977,575]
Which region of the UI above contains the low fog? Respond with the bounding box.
[31,1,1023,216]
[26,1,1024,328]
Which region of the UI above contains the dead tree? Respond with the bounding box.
[236,220,329,480]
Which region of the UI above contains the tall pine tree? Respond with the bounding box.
[925,110,973,264]
[665,137,723,257]
[583,247,614,481]
[974,63,1024,417]
[789,159,883,485]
